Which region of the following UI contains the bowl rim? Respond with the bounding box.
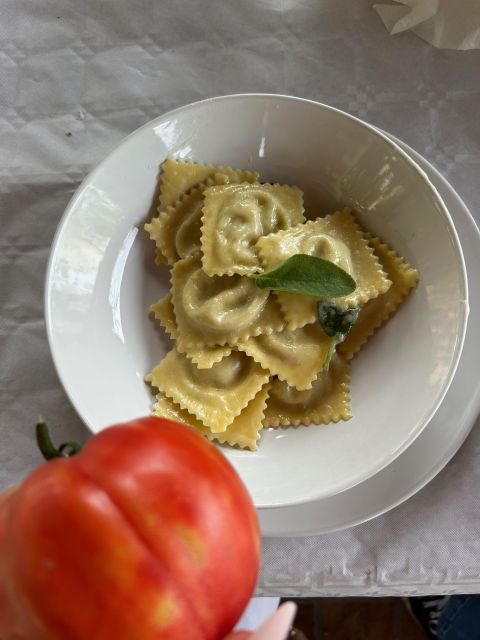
[44,93,469,507]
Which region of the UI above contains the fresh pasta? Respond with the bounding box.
[201,183,304,276]
[170,254,285,349]
[263,354,351,427]
[237,323,332,391]
[147,160,259,265]
[153,384,270,451]
[338,235,419,360]
[145,158,419,450]
[150,293,233,368]
[158,157,258,210]
[256,209,392,329]
[147,348,270,433]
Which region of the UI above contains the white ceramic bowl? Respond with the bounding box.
[45,94,468,509]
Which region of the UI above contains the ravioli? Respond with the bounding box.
[158,157,258,210]
[145,160,418,450]
[338,236,419,360]
[153,383,270,451]
[201,183,304,276]
[256,208,392,329]
[263,355,351,427]
[147,348,270,432]
[237,323,331,390]
[147,188,205,265]
[150,293,232,368]
[171,254,285,349]
[148,161,258,265]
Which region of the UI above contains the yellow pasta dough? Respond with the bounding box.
[154,249,168,266]
[150,294,177,338]
[153,383,270,451]
[263,355,351,427]
[147,348,270,432]
[158,157,258,210]
[338,236,419,360]
[201,183,305,276]
[237,323,331,391]
[171,254,286,349]
[149,161,259,265]
[256,208,392,329]
[147,188,205,265]
[150,293,232,368]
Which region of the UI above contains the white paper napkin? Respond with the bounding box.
[374,0,480,49]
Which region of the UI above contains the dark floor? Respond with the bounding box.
[282,598,427,640]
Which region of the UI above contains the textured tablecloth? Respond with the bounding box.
[1,0,480,597]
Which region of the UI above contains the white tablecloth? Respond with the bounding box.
[1,0,480,597]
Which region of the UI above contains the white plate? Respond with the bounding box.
[44,95,467,508]
[259,137,480,535]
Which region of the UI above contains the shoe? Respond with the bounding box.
[406,596,451,638]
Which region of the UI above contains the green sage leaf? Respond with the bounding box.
[317,303,361,339]
[317,302,361,370]
[250,254,356,298]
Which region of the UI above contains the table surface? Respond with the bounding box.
[1,0,480,597]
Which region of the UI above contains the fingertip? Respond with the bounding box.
[250,601,297,640]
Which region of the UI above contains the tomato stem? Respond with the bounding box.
[36,420,82,460]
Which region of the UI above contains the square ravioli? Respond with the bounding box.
[146,187,205,265]
[147,348,270,432]
[145,160,420,451]
[237,323,332,391]
[338,236,419,360]
[256,208,392,329]
[150,293,232,368]
[201,183,304,276]
[171,254,286,349]
[149,161,258,265]
[153,383,270,451]
[263,355,351,427]
[158,157,258,210]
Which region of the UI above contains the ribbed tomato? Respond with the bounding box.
[0,417,259,639]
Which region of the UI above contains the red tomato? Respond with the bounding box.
[0,417,260,639]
